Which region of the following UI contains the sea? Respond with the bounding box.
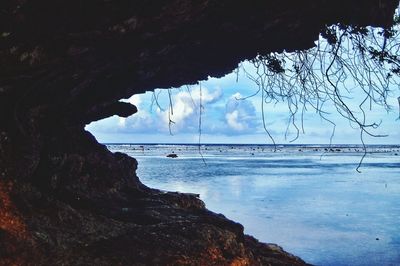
[106,143,400,266]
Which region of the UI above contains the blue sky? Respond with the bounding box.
[86,61,400,144]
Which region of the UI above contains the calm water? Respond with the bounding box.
[107,144,400,266]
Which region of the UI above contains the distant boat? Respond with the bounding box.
[166,153,178,158]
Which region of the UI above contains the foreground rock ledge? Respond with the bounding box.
[1,129,308,265]
[1,1,398,265]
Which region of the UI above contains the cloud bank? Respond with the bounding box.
[86,66,400,144]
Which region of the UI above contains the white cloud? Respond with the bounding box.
[158,86,223,132]
[118,117,126,127]
[108,93,158,133]
[226,110,245,131]
[117,93,147,129]
[225,93,258,133]
[125,94,142,108]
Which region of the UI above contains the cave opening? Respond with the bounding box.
[2,1,400,265]
[85,23,400,265]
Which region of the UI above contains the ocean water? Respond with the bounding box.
[107,144,400,266]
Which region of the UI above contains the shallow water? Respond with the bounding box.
[107,144,400,266]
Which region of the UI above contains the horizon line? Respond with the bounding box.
[102,142,400,146]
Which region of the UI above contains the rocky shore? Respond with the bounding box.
[1,128,308,265]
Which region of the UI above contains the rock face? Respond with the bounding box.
[0,1,398,265]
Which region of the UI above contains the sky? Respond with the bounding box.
[86,61,400,145]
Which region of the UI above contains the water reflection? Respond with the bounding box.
[109,144,400,266]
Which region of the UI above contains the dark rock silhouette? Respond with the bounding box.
[0,1,398,265]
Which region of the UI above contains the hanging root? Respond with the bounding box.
[241,21,400,169]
